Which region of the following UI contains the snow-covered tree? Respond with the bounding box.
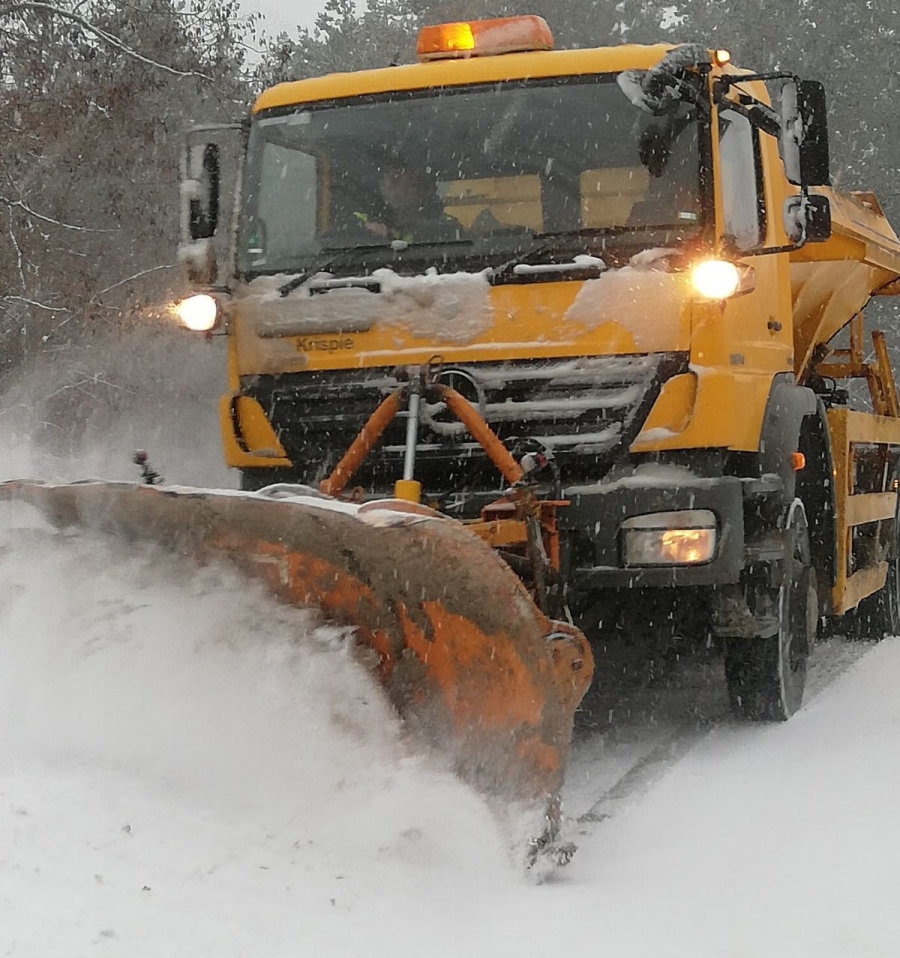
[0,0,255,376]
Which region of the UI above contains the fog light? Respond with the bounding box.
[621,510,717,566]
[174,293,218,331]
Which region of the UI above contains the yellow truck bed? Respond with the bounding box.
[791,189,900,376]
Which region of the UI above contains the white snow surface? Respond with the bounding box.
[0,513,512,957]
[3,502,900,955]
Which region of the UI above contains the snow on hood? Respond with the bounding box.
[564,251,687,352]
[243,268,494,345]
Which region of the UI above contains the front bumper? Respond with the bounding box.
[562,474,745,591]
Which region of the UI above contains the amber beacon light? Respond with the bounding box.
[416,15,554,61]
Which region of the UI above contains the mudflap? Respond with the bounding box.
[0,480,594,865]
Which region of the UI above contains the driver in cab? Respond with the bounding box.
[355,162,463,243]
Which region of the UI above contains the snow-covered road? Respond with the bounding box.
[2,507,898,958]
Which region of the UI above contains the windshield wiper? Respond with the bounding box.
[510,254,607,276]
[277,239,477,297]
[277,245,388,297]
[278,261,336,298]
[491,224,699,278]
[490,239,608,280]
[386,238,474,253]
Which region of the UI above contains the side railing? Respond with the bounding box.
[817,313,900,614]
[825,408,900,613]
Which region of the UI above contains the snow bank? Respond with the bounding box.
[541,641,900,958]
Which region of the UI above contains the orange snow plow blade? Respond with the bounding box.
[0,479,592,858]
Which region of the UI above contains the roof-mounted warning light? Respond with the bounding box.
[713,49,731,66]
[416,15,554,62]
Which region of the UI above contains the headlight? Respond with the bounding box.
[621,510,717,566]
[690,259,740,300]
[174,293,218,331]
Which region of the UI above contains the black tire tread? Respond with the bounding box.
[725,504,815,722]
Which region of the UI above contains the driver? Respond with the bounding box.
[357,162,463,243]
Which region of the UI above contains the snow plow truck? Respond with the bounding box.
[7,16,900,861]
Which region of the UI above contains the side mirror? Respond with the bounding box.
[185,143,220,241]
[180,141,221,285]
[780,79,830,187]
[177,122,242,288]
[783,193,831,244]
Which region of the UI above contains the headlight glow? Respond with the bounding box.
[621,510,718,566]
[690,259,741,300]
[174,293,218,331]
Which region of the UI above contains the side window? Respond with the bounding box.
[253,145,318,266]
[718,109,765,250]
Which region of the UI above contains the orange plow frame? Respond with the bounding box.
[317,375,570,617]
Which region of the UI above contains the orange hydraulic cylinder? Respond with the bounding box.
[319,388,404,497]
[436,384,525,485]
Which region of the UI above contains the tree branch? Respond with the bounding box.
[2,294,70,312]
[43,373,136,402]
[0,2,214,80]
[2,196,118,233]
[88,263,177,302]
[5,209,25,289]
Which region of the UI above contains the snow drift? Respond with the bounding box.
[0,510,516,956]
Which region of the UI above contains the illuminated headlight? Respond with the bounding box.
[174,293,218,331]
[621,510,717,566]
[690,259,741,300]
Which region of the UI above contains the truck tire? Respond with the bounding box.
[725,501,817,721]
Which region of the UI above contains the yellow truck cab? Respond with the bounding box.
[178,17,900,723]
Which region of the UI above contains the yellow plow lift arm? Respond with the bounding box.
[0,479,593,862]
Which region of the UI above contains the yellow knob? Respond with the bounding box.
[393,479,422,503]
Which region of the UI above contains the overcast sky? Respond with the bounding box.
[244,0,328,36]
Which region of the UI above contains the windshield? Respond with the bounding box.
[238,77,701,276]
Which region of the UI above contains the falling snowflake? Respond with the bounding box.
[659,5,688,30]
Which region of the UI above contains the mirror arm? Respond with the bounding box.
[713,71,801,140]
[725,243,804,258]
[715,71,796,88]
[716,96,781,138]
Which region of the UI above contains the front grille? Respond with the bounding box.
[243,353,686,511]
